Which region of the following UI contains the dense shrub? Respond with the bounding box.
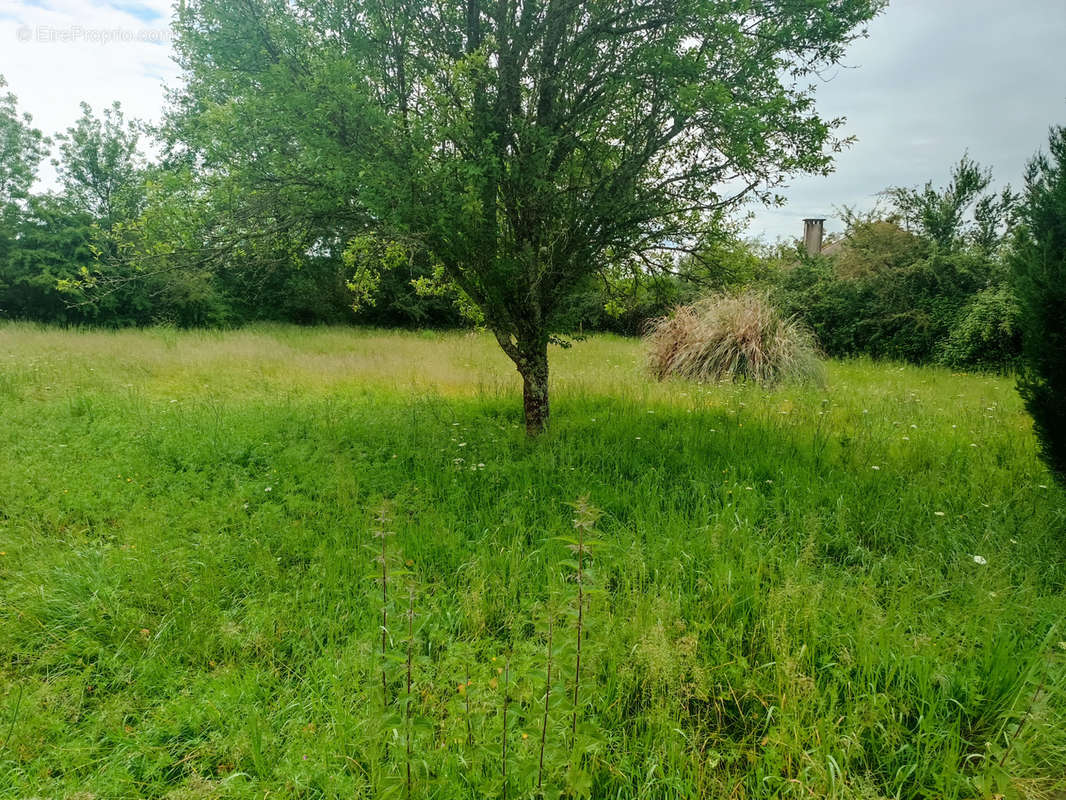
[830,217,926,279]
[776,249,1001,364]
[645,291,823,387]
[1012,125,1066,484]
[0,196,96,323]
[937,285,1021,371]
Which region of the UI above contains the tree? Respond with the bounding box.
[886,154,1017,255]
[0,76,53,322]
[53,102,144,232]
[172,0,884,434]
[1012,125,1066,484]
[0,76,48,211]
[0,75,49,296]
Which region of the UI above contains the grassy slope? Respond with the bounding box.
[0,324,1064,799]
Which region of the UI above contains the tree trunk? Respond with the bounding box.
[517,344,550,436]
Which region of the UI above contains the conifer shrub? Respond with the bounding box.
[1012,125,1066,483]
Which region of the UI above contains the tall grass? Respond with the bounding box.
[646,291,824,387]
[0,323,1064,799]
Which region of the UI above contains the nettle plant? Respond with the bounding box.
[368,497,607,799]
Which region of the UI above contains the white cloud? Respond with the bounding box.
[0,0,179,186]
[747,0,1066,243]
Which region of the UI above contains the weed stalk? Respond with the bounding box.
[464,662,472,747]
[374,506,392,711]
[406,583,414,800]
[569,497,600,745]
[502,652,510,800]
[538,614,553,792]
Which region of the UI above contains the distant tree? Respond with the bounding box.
[1012,126,1066,484]
[0,76,48,211]
[172,0,884,433]
[53,102,144,232]
[774,159,1022,370]
[0,76,51,321]
[886,155,1016,255]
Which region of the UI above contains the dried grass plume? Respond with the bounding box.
[645,291,824,387]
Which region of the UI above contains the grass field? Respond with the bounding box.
[1,323,1064,800]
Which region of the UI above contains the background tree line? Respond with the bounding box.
[0,71,1045,376]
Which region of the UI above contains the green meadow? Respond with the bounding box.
[0,324,1064,799]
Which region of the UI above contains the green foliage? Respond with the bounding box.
[937,285,1021,371]
[772,175,1021,370]
[553,238,776,337]
[340,236,466,327]
[1,326,1064,798]
[343,236,406,313]
[0,75,48,210]
[555,269,699,336]
[777,248,1000,364]
[886,154,1017,254]
[768,158,1022,371]
[1012,125,1066,484]
[0,196,95,322]
[829,212,926,278]
[53,102,144,230]
[0,77,57,321]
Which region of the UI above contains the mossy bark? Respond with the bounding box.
[518,344,549,436]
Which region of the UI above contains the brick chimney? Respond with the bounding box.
[803,218,825,256]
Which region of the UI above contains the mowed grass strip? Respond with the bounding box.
[0,323,1064,799]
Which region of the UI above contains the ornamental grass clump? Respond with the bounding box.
[645,291,824,387]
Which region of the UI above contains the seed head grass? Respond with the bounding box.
[645,291,824,387]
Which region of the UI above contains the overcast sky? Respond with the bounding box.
[2,0,1065,243]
